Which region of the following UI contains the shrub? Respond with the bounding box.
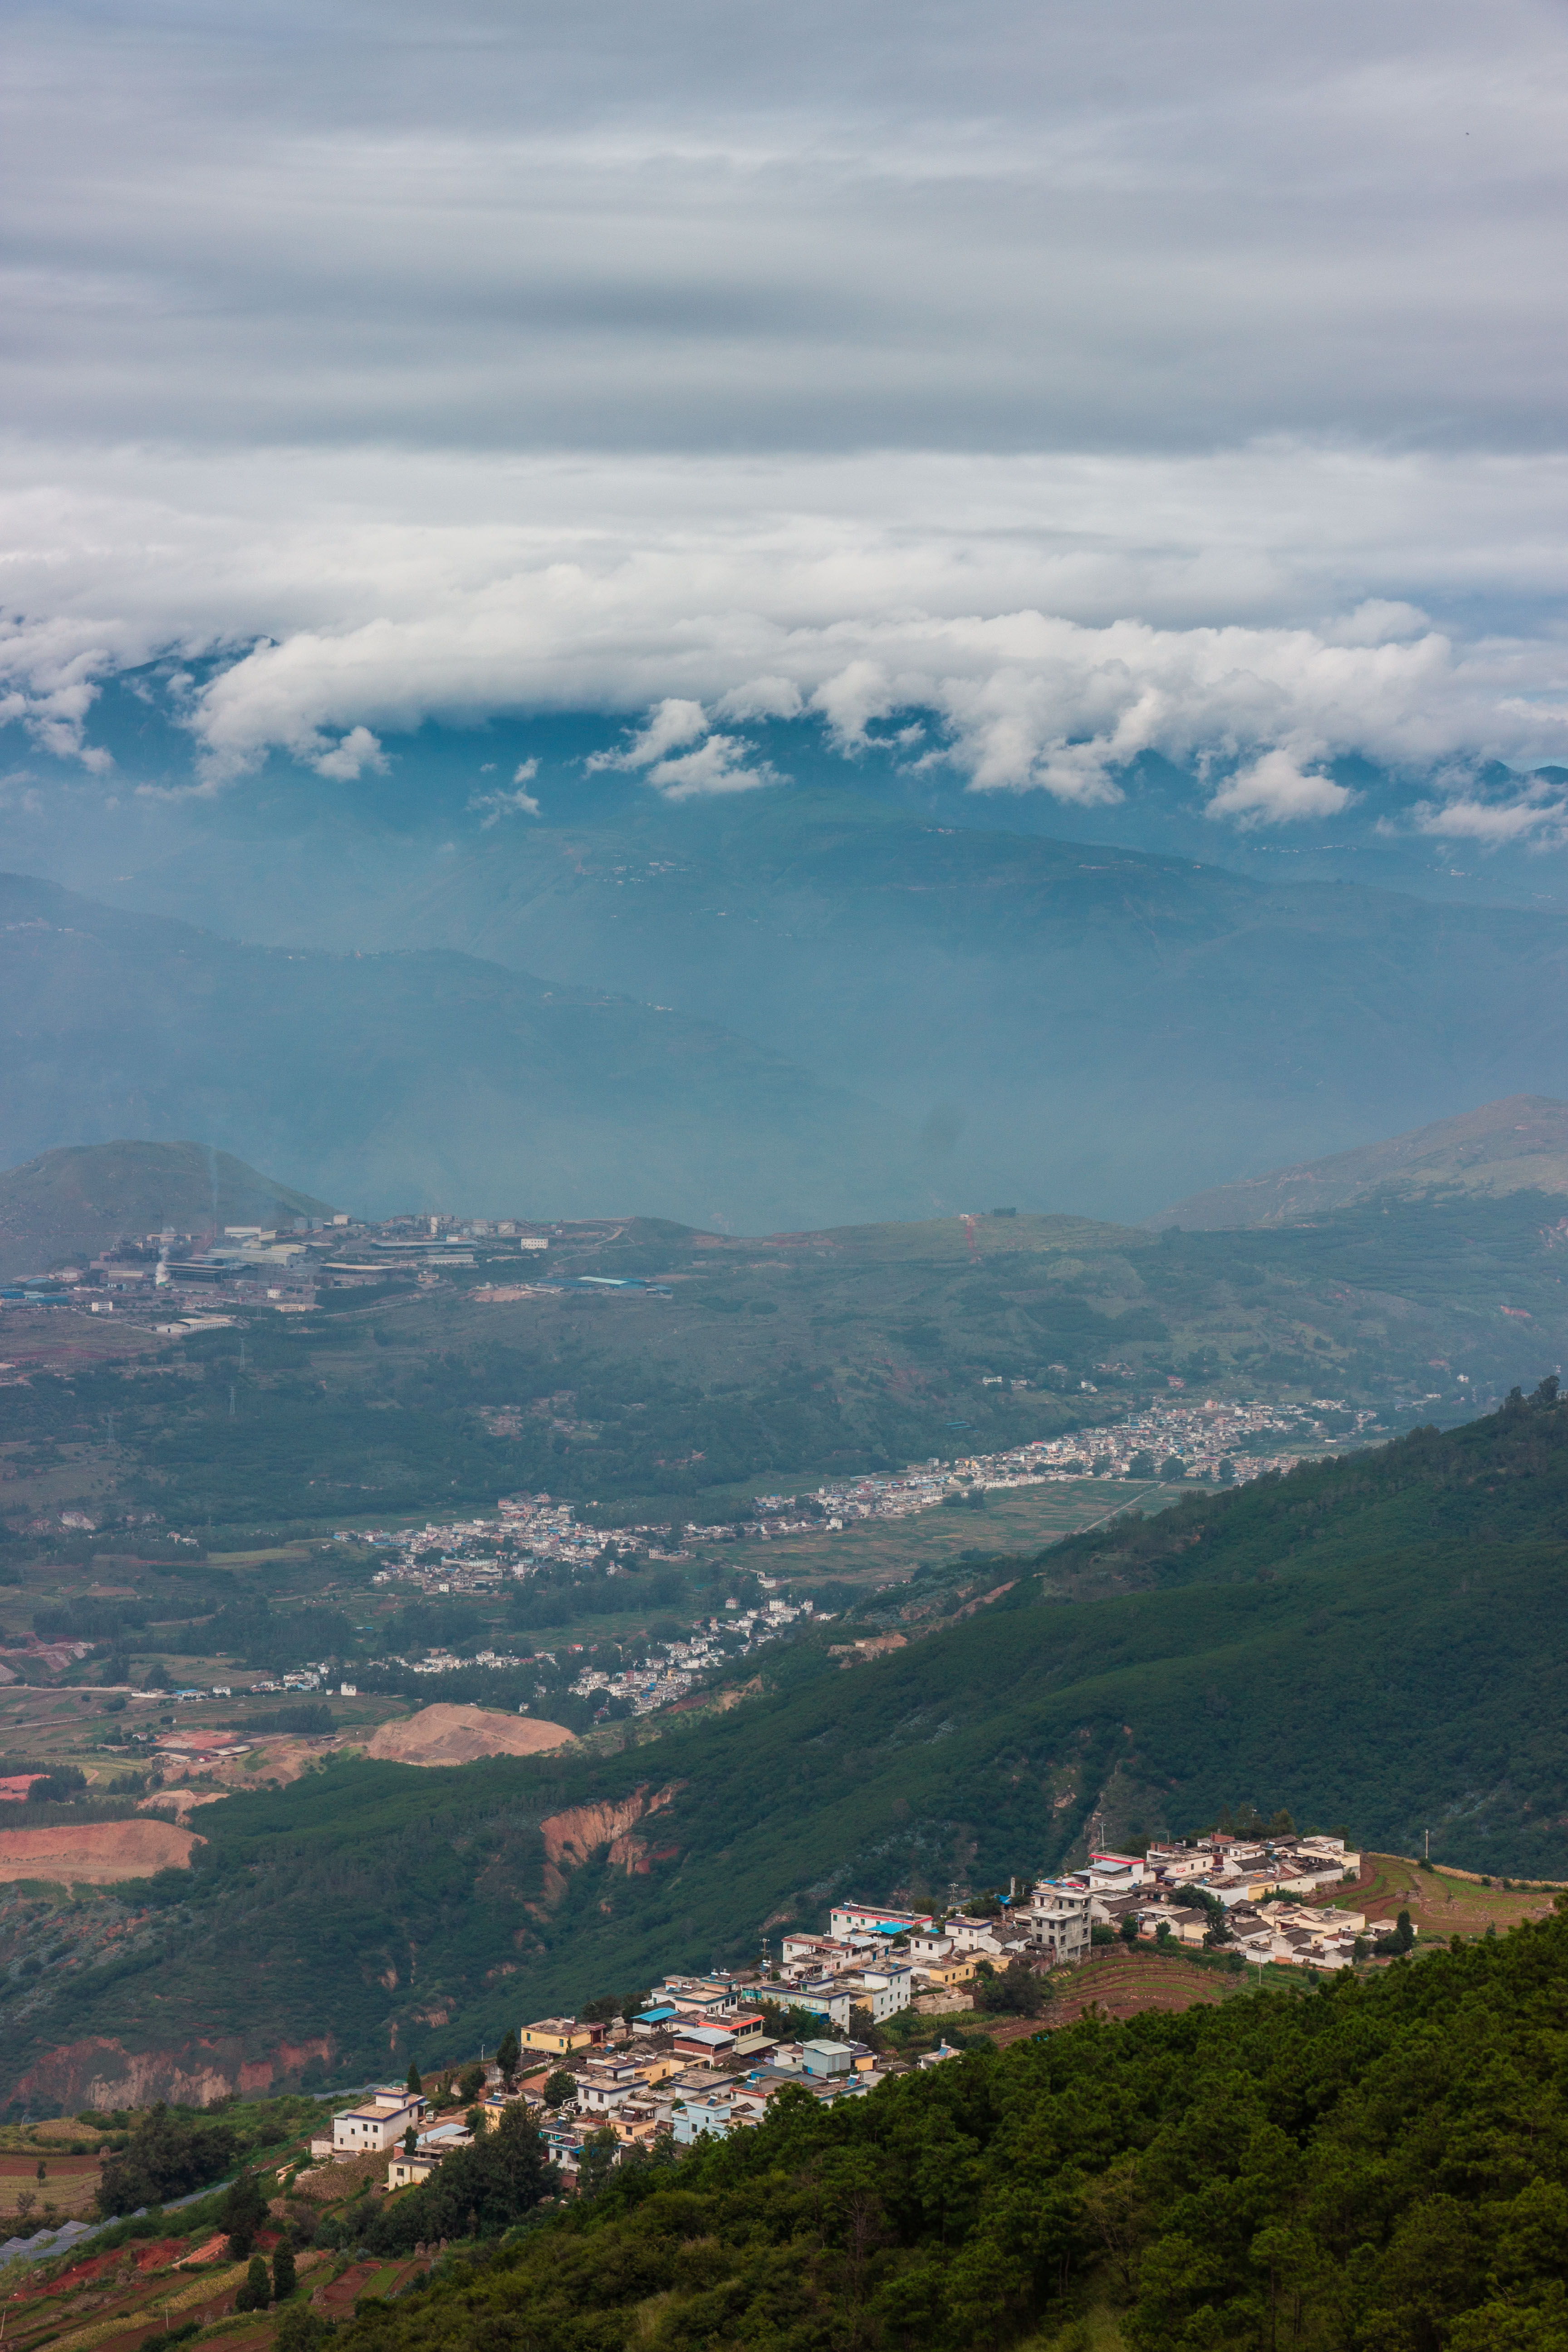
[275,2307,326,2352]
[221,2171,268,2260]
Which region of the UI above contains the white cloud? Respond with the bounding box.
[811,662,899,750]
[309,725,386,780]
[0,0,1563,833]
[1205,749,1354,826]
[469,760,541,825]
[641,735,780,800]
[1411,784,1568,848]
[713,676,804,722]
[586,699,777,797]
[7,432,1568,822]
[589,700,710,772]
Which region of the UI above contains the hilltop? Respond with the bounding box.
[0,1140,333,1282]
[314,1904,1568,2352]
[1153,1092,1568,1229]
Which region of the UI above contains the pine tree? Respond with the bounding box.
[405,2058,422,2095]
[272,2234,296,2302]
[221,2171,267,2262]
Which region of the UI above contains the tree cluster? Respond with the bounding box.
[95,2103,238,2218]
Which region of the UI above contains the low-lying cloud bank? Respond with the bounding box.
[2,444,1568,833]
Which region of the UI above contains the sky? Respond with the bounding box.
[3,0,1568,831]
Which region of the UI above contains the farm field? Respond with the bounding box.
[0,2143,101,2221]
[681,1475,1171,1597]
[895,1946,1243,2059]
[1342,1852,1562,1940]
[1043,1948,1238,2027]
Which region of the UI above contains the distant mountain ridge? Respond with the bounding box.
[0,872,926,1230]
[1152,1094,1568,1230]
[13,775,1568,1221]
[301,789,1568,1219]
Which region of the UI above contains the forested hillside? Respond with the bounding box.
[9,1386,1568,2106]
[328,1904,1568,2352]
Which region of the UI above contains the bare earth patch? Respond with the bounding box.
[136,1789,228,1821]
[0,1818,200,1883]
[289,2147,393,2204]
[365,1703,575,1765]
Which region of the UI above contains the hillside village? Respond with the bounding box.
[294,1396,1367,1717]
[313,1828,1364,2190]
[352,1392,1366,1592]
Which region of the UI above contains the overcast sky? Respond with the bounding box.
[3,0,1568,820]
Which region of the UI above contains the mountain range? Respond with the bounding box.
[0,873,923,1230]
[1153,1094,1568,1227]
[9,774,1568,1224]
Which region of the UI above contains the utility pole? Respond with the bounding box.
[1424,1828,1431,1862]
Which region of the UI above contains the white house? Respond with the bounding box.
[324,2086,427,2156]
[838,1964,914,2023]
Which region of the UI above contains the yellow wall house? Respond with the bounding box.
[923,1957,979,1989]
[521,2016,598,2055]
[387,2151,440,2190]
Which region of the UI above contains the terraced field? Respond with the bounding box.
[1345,1852,1563,1941]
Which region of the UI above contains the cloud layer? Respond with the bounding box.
[1,0,1567,828]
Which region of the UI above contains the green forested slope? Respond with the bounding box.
[9,1388,1568,2103]
[330,1905,1568,2352]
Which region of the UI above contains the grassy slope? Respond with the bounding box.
[7,1387,1568,2098]
[0,1141,334,1281]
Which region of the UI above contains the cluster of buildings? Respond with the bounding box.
[307,1830,1364,2193]
[1082,1832,1369,1968]
[2,1213,554,1325]
[351,1497,829,1717]
[362,1496,697,1589]
[319,1393,1381,1716]
[347,1388,1369,1611]
[567,1591,820,1715]
[588,1398,1374,1548]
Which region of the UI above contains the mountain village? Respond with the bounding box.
[309,1829,1363,2191]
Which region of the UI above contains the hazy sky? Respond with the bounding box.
[4,0,1568,822]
